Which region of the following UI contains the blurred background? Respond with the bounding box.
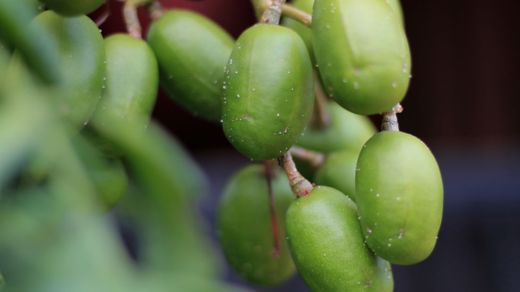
[98,0,520,291]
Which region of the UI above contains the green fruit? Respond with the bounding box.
[315,150,358,200]
[312,0,411,114]
[95,34,158,127]
[34,11,105,126]
[217,165,295,286]
[147,10,234,121]
[74,136,128,208]
[286,186,393,291]
[222,24,314,161]
[355,131,443,265]
[282,0,314,62]
[298,101,375,154]
[387,0,404,25]
[40,0,105,16]
[0,0,61,83]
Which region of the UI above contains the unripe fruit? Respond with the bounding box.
[217,165,296,286]
[95,34,158,127]
[222,24,314,161]
[147,10,234,121]
[0,0,62,83]
[298,101,375,154]
[312,0,411,114]
[387,0,404,25]
[315,150,358,200]
[40,0,105,16]
[356,131,443,265]
[34,11,105,126]
[286,186,393,291]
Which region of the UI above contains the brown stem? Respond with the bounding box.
[282,3,312,26]
[381,103,403,131]
[147,0,165,21]
[95,1,111,27]
[264,160,281,258]
[123,1,142,39]
[311,71,331,129]
[289,146,325,170]
[255,0,312,26]
[279,153,313,198]
[260,0,287,24]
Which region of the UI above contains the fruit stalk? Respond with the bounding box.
[123,0,141,38]
[381,103,403,131]
[281,3,312,26]
[264,160,281,257]
[279,153,313,197]
[95,2,110,26]
[148,0,164,21]
[260,0,287,24]
[289,146,325,170]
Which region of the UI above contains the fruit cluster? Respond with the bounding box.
[217,0,444,291]
[0,0,443,291]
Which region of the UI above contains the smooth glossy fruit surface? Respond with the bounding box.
[222,24,314,161]
[286,186,393,291]
[147,10,234,121]
[95,34,158,127]
[297,101,375,154]
[315,150,358,200]
[312,0,411,114]
[34,11,105,126]
[217,165,295,286]
[40,0,105,16]
[387,0,404,25]
[356,131,443,265]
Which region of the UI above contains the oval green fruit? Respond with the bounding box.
[312,0,411,114]
[74,136,128,208]
[286,186,393,291]
[147,10,234,121]
[94,34,158,127]
[282,0,314,62]
[34,11,105,126]
[217,164,295,286]
[40,0,105,16]
[355,131,443,265]
[315,150,358,200]
[222,24,314,161]
[0,0,61,83]
[298,101,375,154]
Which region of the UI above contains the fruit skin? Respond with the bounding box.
[0,0,61,83]
[34,11,105,126]
[147,10,234,121]
[282,0,314,62]
[222,24,314,161]
[297,101,375,154]
[286,186,393,292]
[355,131,443,265]
[315,150,358,200]
[40,0,105,16]
[387,0,404,25]
[95,34,158,127]
[312,0,411,115]
[217,165,295,286]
